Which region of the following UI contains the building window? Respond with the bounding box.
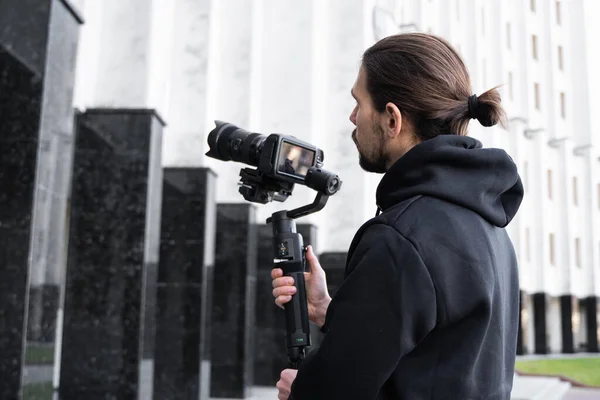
[575,238,581,267]
[525,228,531,261]
[508,72,514,100]
[560,92,566,119]
[558,46,564,70]
[556,1,561,25]
[547,169,553,199]
[531,0,536,12]
[507,22,511,49]
[534,83,541,110]
[573,176,578,205]
[549,233,555,265]
[532,35,538,60]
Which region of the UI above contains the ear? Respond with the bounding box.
[383,102,402,139]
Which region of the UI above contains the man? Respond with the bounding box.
[272,33,523,399]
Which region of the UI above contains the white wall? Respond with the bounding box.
[70,0,600,296]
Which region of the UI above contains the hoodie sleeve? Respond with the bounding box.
[289,223,438,400]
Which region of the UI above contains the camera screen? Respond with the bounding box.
[277,141,316,178]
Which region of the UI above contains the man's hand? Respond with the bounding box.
[276,369,298,400]
[271,245,332,327]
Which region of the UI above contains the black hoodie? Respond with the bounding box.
[289,135,524,400]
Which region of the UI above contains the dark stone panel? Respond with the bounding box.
[1,2,81,397]
[0,229,32,398]
[560,295,574,353]
[319,252,347,297]
[583,296,599,353]
[211,204,257,398]
[154,168,216,400]
[253,223,317,386]
[0,44,43,399]
[59,110,164,399]
[517,291,524,355]
[26,284,60,342]
[532,292,548,354]
[154,285,204,399]
[0,0,51,77]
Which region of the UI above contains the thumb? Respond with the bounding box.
[305,245,324,276]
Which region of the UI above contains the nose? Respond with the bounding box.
[349,106,357,125]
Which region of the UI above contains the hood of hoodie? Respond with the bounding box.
[376,134,524,227]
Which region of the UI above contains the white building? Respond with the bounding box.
[70,0,600,354]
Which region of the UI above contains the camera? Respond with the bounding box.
[206,120,343,366]
[205,120,342,204]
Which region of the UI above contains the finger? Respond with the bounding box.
[271,268,283,280]
[305,246,324,275]
[273,286,296,299]
[272,276,294,289]
[275,295,292,308]
[282,368,298,380]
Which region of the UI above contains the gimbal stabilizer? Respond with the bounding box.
[204,121,342,368]
[267,187,333,368]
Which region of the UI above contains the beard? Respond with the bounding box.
[352,125,388,174]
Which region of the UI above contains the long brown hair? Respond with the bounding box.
[362,33,506,141]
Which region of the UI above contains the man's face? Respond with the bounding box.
[349,67,389,174]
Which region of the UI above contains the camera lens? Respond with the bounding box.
[205,120,266,167]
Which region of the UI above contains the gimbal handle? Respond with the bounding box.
[267,192,330,368]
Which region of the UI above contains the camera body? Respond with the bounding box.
[256,133,324,185]
[206,121,340,204]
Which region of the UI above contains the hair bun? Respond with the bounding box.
[468,87,506,128]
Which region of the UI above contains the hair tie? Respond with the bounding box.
[468,94,479,120]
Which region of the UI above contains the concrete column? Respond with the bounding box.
[0,0,82,397]
[154,168,217,400]
[583,296,599,352]
[315,0,379,253]
[533,292,548,354]
[560,295,575,353]
[203,0,257,202]
[59,110,164,399]
[161,0,211,167]
[74,0,174,116]
[59,1,173,398]
[211,204,257,399]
